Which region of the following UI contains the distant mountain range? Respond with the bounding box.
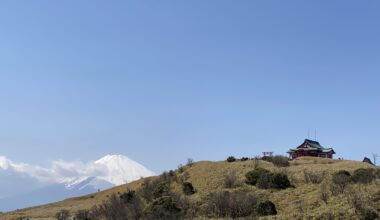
[0,155,155,211]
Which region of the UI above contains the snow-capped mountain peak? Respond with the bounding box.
[94,154,156,185]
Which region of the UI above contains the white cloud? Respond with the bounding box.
[0,156,106,184]
[0,154,155,185]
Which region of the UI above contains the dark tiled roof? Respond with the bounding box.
[305,139,321,146]
[304,139,322,149]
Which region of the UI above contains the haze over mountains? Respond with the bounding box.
[0,154,155,211]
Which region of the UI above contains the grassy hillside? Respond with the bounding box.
[1,157,379,220]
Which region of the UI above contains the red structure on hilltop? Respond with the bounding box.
[262,152,273,160]
[287,139,335,160]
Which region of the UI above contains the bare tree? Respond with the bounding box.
[320,181,329,204]
[186,158,194,167]
[331,170,351,195]
[373,153,379,165]
[304,169,326,184]
[55,210,70,220]
[207,191,258,218]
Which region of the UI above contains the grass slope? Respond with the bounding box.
[1,157,378,220]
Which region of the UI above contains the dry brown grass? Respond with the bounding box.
[0,157,378,220]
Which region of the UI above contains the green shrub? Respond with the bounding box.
[256,172,273,189]
[246,169,291,190]
[352,168,376,184]
[120,189,136,204]
[266,155,289,167]
[240,157,249,161]
[144,196,181,220]
[334,170,351,177]
[153,182,170,199]
[245,168,270,185]
[226,156,236,162]
[91,193,143,220]
[182,182,195,195]
[270,173,291,189]
[177,164,185,173]
[168,170,176,176]
[160,171,177,184]
[256,200,277,216]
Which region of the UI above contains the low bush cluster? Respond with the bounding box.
[270,173,292,189]
[207,191,275,218]
[351,168,377,184]
[177,164,185,173]
[330,168,379,196]
[90,193,143,220]
[245,168,291,189]
[182,182,195,195]
[256,200,277,216]
[144,196,182,220]
[245,168,270,185]
[226,156,236,162]
[256,172,272,189]
[120,189,136,204]
[240,157,249,161]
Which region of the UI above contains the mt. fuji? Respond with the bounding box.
[59,155,156,189]
[0,154,155,211]
[93,154,156,185]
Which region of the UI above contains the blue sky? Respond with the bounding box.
[0,1,379,172]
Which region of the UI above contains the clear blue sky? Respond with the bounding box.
[0,1,379,172]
